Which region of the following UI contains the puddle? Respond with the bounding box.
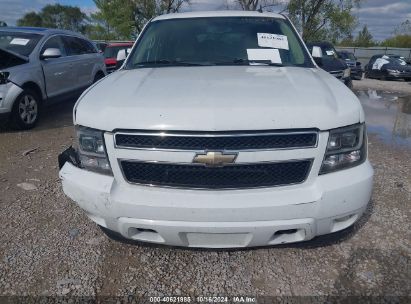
[355,89,411,149]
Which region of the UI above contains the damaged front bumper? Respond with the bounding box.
[59,145,374,248]
[58,146,80,170]
[0,82,24,117]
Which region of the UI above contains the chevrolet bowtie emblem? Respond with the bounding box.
[193,151,238,167]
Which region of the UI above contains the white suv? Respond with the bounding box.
[59,11,373,248]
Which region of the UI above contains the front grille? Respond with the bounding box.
[115,131,318,151]
[120,159,313,189]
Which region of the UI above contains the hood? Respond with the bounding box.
[75,66,363,132]
[0,48,28,69]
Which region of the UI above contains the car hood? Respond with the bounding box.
[0,48,28,69]
[75,66,363,131]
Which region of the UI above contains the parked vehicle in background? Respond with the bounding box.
[364,54,411,81]
[0,27,106,129]
[59,11,373,248]
[93,41,107,53]
[306,41,352,88]
[338,51,363,80]
[103,42,133,73]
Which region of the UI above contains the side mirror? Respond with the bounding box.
[116,49,127,62]
[41,48,62,59]
[311,46,323,58]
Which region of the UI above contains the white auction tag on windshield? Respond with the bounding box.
[326,50,335,56]
[247,49,282,64]
[257,33,289,50]
[10,38,30,46]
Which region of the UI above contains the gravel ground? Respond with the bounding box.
[354,78,411,94]
[0,79,410,301]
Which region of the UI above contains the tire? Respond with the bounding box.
[10,88,41,130]
[93,72,105,83]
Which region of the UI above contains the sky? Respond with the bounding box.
[0,0,410,41]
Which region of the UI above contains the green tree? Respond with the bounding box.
[90,0,190,39]
[381,35,411,48]
[90,0,135,40]
[132,0,191,33]
[393,19,411,35]
[379,20,411,48]
[0,20,7,27]
[354,25,374,47]
[17,12,43,27]
[286,0,361,43]
[17,4,88,33]
[237,0,260,10]
[235,0,280,11]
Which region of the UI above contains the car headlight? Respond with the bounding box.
[343,68,351,78]
[0,71,10,85]
[387,69,400,73]
[320,124,367,174]
[76,126,112,175]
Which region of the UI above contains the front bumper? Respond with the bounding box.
[0,82,23,116]
[387,71,411,79]
[59,157,373,248]
[350,68,363,79]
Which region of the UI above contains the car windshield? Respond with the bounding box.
[339,52,355,61]
[321,46,338,59]
[126,17,313,69]
[104,45,131,59]
[0,32,42,57]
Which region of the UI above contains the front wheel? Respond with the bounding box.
[10,89,41,130]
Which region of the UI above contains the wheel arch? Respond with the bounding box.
[20,82,44,104]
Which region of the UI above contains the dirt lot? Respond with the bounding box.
[0,78,410,302]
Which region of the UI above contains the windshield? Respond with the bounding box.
[321,46,338,59]
[104,45,131,59]
[339,52,355,61]
[0,32,42,57]
[126,17,313,69]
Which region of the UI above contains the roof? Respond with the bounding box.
[0,26,83,36]
[153,10,285,21]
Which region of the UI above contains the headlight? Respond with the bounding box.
[76,126,112,175]
[320,124,367,174]
[387,69,400,73]
[0,71,10,85]
[343,68,351,78]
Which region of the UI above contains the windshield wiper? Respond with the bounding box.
[215,58,284,67]
[134,60,214,67]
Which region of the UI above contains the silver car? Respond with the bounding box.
[0,27,106,129]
